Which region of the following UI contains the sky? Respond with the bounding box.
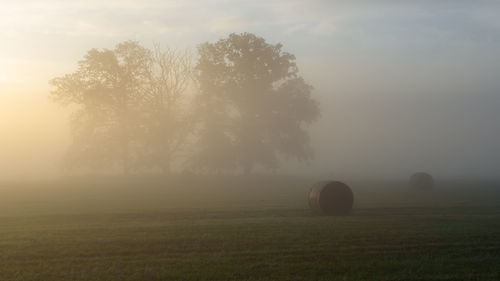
[1,0,500,180]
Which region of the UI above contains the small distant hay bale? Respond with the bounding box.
[308,181,354,216]
[409,172,434,190]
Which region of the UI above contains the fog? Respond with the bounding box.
[2,1,500,181]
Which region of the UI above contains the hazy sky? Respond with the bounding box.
[2,0,500,179]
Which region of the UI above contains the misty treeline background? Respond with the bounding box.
[49,33,320,175]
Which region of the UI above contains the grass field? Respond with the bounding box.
[0,175,499,280]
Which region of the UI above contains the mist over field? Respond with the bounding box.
[1,1,500,181]
[2,1,500,182]
[3,2,500,281]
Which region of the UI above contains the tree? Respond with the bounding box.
[50,41,193,173]
[138,45,194,173]
[192,33,320,173]
[50,41,150,173]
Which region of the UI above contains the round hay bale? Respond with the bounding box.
[409,172,434,190]
[308,181,353,215]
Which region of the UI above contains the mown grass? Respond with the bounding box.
[0,175,499,280]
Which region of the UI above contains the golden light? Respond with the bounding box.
[0,65,9,84]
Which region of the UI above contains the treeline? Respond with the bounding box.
[50,33,320,174]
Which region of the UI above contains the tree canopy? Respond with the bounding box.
[193,33,320,173]
[50,33,320,174]
[50,41,193,173]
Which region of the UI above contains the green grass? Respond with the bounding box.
[0,175,499,280]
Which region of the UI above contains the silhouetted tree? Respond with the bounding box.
[50,41,150,173]
[192,33,320,173]
[50,41,194,173]
[138,45,195,173]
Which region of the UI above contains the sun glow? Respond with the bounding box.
[0,58,20,85]
[0,65,10,84]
